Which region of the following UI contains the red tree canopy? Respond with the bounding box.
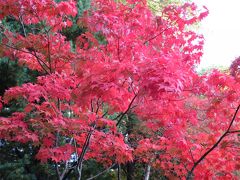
[0,0,240,179]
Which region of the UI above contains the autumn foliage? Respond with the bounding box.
[0,0,240,179]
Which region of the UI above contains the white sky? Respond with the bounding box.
[195,0,240,69]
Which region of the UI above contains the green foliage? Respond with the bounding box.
[197,65,229,75]
[82,160,117,180]
[62,24,87,42]
[77,0,92,16]
[0,141,56,180]
[148,0,183,13]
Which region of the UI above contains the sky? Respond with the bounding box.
[195,0,240,70]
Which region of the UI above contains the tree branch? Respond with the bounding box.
[19,14,27,37]
[117,164,121,180]
[144,19,179,45]
[228,130,240,134]
[47,32,52,73]
[116,93,138,126]
[144,164,151,180]
[1,43,50,74]
[76,122,97,180]
[189,148,195,164]
[86,164,116,180]
[186,105,240,180]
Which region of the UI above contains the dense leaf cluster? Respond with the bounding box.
[0,0,239,180]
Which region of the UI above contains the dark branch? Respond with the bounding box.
[144,19,179,45]
[86,164,116,180]
[189,148,195,164]
[186,105,240,180]
[228,130,240,134]
[116,93,138,126]
[2,43,50,74]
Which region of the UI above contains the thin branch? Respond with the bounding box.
[19,14,27,37]
[144,164,151,180]
[32,50,50,74]
[76,123,97,180]
[90,99,94,112]
[78,126,96,164]
[55,163,61,180]
[144,19,179,45]
[116,93,138,126]
[2,43,50,74]
[189,148,195,164]
[95,98,101,114]
[55,131,61,180]
[55,98,61,180]
[62,109,100,179]
[101,110,109,118]
[117,164,121,180]
[228,130,240,134]
[117,36,121,62]
[86,164,116,180]
[186,105,240,180]
[29,10,54,73]
[47,32,52,73]
[59,138,74,180]
[57,100,74,180]
[113,112,123,120]
[129,80,136,95]
[73,138,79,160]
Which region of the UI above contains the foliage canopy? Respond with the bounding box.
[0,0,240,179]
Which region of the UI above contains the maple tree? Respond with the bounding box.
[0,0,240,179]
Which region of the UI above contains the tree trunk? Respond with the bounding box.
[126,162,135,180]
[144,164,151,180]
[117,164,121,180]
